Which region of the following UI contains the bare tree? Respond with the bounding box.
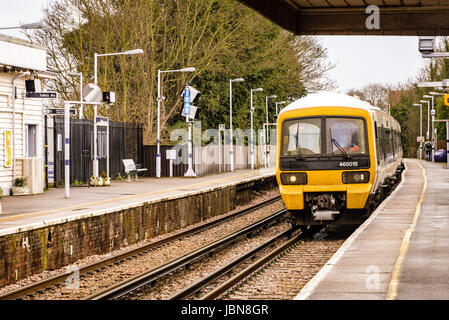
[31,0,335,144]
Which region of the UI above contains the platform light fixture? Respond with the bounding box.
[250,87,263,170]
[413,103,423,160]
[275,101,286,118]
[264,95,277,168]
[420,99,431,140]
[229,77,245,172]
[423,94,436,161]
[93,48,144,180]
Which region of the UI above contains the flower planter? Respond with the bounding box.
[12,186,31,196]
[103,177,111,186]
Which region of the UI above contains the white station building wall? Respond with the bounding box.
[0,34,47,196]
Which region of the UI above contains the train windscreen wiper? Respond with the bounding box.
[329,128,350,159]
[295,124,304,160]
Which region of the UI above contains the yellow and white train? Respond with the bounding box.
[276,91,403,226]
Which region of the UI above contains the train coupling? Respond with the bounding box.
[310,193,342,221]
[312,207,340,221]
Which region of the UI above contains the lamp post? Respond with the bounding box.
[229,78,245,172]
[275,101,286,119]
[423,94,434,161]
[93,49,143,179]
[66,72,83,119]
[264,95,277,168]
[429,92,445,162]
[250,88,263,170]
[419,99,431,140]
[156,67,196,178]
[413,103,423,159]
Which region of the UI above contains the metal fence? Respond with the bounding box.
[53,118,143,185]
[142,143,276,178]
[142,145,189,177]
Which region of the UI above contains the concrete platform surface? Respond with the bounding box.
[0,168,275,236]
[295,159,449,300]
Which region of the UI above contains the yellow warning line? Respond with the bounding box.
[0,171,273,223]
[386,161,427,300]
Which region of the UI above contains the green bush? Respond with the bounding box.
[14,178,24,187]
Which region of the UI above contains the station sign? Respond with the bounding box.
[26,92,57,99]
[48,108,76,116]
[183,87,191,115]
[95,116,109,126]
[181,105,198,120]
[166,149,176,160]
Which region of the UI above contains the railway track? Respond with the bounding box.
[0,195,283,300]
[170,229,302,300]
[109,223,344,301]
[87,209,287,300]
[214,229,350,300]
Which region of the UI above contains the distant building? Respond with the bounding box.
[0,33,54,196]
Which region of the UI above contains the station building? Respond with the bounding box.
[0,33,52,196]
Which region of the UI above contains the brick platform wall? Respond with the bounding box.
[0,176,276,287]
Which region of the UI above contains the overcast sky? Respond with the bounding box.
[0,0,427,93]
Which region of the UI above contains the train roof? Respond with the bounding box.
[280,91,380,115]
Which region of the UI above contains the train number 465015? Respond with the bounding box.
[338,161,359,167]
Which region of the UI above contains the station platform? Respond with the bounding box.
[295,159,449,300]
[0,168,275,237]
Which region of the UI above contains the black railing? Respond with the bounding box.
[53,118,143,185]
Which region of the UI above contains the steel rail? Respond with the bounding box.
[169,228,297,300]
[87,209,287,300]
[200,232,303,300]
[0,195,282,300]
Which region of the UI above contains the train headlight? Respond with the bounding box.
[280,173,307,185]
[342,171,370,184]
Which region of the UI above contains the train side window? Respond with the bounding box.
[384,128,393,157]
[391,129,395,157]
[380,125,386,160]
[375,121,382,162]
[374,121,378,139]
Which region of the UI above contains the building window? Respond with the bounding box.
[25,124,37,157]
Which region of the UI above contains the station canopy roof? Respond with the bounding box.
[0,33,47,72]
[237,0,449,36]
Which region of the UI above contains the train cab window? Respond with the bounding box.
[325,118,367,155]
[281,118,321,156]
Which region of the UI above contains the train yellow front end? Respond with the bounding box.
[276,104,376,226]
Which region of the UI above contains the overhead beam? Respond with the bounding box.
[297,7,449,35]
[237,1,449,36]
